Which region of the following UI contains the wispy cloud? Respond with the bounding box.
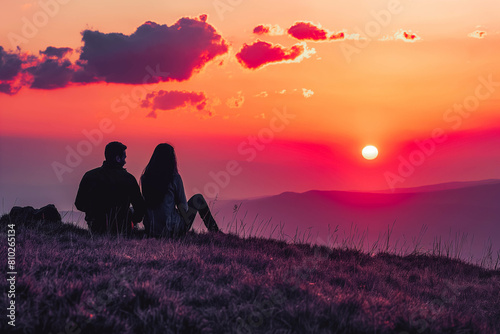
[226,91,245,108]
[380,30,421,42]
[302,88,314,98]
[468,30,487,39]
[253,24,285,36]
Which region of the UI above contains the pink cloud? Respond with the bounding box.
[254,25,270,35]
[253,24,284,36]
[77,16,228,84]
[141,90,207,117]
[288,22,345,42]
[288,22,328,41]
[329,32,345,40]
[236,40,315,70]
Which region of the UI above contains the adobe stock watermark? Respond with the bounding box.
[384,74,500,191]
[191,106,295,199]
[339,0,403,63]
[51,65,169,182]
[212,0,244,21]
[8,0,73,48]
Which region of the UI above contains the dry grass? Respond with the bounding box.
[1,214,499,333]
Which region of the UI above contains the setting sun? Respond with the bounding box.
[362,145,378,160]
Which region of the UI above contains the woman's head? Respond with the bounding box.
[141,143,178,207]
[148,143,178,173]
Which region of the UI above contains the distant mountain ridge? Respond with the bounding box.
[268,179,500,197]
[211,179,500,266]
[375,179,500,193]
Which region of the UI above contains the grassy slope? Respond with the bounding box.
[1,216,499,334]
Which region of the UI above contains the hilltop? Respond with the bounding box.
[1,215,499,334]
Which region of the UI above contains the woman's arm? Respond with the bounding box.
[174,174,189,221]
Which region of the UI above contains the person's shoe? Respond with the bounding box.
[209,227,224,235]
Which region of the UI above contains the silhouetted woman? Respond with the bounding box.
[141,143,221,237]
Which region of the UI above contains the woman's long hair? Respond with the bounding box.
[141,143,178,208]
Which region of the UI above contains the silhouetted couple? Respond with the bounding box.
[75,142,220,237]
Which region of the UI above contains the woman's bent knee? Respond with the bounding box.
[189,194,207,208]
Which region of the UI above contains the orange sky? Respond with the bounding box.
[1,0,500,210]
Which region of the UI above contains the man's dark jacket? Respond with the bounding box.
[75,161,145,234]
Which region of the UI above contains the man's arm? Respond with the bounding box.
[129,176,146,223]
[75,172,91,213]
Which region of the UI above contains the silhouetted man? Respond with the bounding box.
[75,142,145,236]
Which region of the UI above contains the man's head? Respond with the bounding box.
[105,142,127,167]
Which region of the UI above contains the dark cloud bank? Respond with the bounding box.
[0,15,228,95]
